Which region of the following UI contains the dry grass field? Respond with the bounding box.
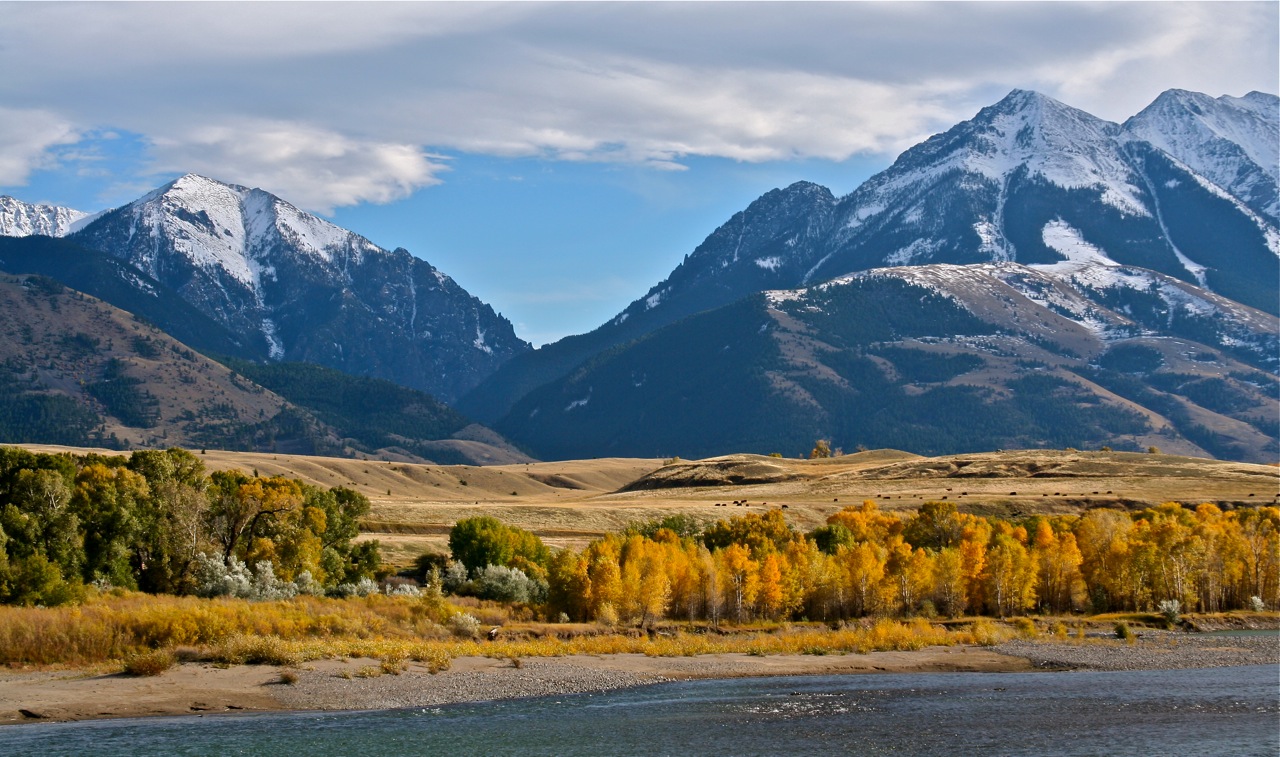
[25,444,1279,568]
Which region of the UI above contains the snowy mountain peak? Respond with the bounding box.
[963,90,1145,214]
[0,196,91,238]
[111,173,383,291]
[1123,89,1279,220]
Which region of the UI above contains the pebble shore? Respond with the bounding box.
[273,658,668,712]
[992,630,1279,671]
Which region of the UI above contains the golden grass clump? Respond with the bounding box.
[1013,617,1038,639]
[122,648,175,677]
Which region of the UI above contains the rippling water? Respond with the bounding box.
[3,665,1277,756]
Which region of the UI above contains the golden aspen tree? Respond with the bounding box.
[625,538,672,626]
[664,542,702,620]
[1137,504,1203,609]
[756,552,786,620]
[932,547,968,617]
[696,544,724,624]
[717,543,759,622]
[1074,508,1134,611]
[1235,506,1280,607]
[958,517,991,613]
[781,540,819,620]
[843,541,886,617]
[1191,505,1231,612]
[885,538,933,615]
[1032,520,1085,613]
[547,548,592,621]
[984,531,1036,617]
[585,537,623,621]
[827,500,901,544]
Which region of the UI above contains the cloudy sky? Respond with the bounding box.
[2,2,1276,344]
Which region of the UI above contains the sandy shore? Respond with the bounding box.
[1,634,1274,726]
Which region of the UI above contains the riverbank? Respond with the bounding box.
[2,631,1275,726]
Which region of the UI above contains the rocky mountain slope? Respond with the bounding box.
[493,264,1277,462]
[0,272,530,464]
[55,175,530,402]
[462,88,1279,425]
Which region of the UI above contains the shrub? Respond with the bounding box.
[1250,596,1266,612]
[212,634,302,666]
[446,612,481,639]
[194,555,300,601]
[411,646,452,673]
[596,603,619,628]
[384,578,422,597]
[1114,622,1134,642]
[1157,599,1181,626]
[293,571,324,596]
[471,565,547,604]
[122,648,175,676]
[1013,617,1037,638]
[331,577,379,598]
[442,561,470,594]
[380,652,408,675]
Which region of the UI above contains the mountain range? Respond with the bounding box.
[1,87,1276,463]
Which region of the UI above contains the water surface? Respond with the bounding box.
[2,665,1276,756]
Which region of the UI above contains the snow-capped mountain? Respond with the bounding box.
[0,196,93,237]
[68,174,529,401]
[808,89,1279,311]
[462,87,1279,423]
[1123,89,1279,222]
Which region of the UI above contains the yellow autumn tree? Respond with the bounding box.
[717,543,759,622]
[983,528,1036,617]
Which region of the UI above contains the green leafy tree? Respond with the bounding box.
[448,516,548,574]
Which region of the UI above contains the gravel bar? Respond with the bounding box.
[273,658,670,712]
[991,630,1279,671]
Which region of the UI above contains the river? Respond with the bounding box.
[2,664,1276,755]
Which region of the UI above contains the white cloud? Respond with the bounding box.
[147,121,447,213]
[0,108,79,187]
[0,2,1274,210]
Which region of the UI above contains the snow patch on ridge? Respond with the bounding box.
[885,238,941,266]
[1034,219,1118,273]
[262,318,285,360]
[474,325,493,354]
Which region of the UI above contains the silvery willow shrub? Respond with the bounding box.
[446,612,481,638]
[384,578,422,597]
[194,553,254,598]
[194,554,299,600]
[292,570,324,596]
[249,560,299,600]
[472,564,547,604]
[331,577,380,598]
[442,560,470,594]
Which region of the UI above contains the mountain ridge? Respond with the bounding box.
[462,86,1279,424]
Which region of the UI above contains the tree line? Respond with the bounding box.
[445,501,1279,624]
[0,446,378,605]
